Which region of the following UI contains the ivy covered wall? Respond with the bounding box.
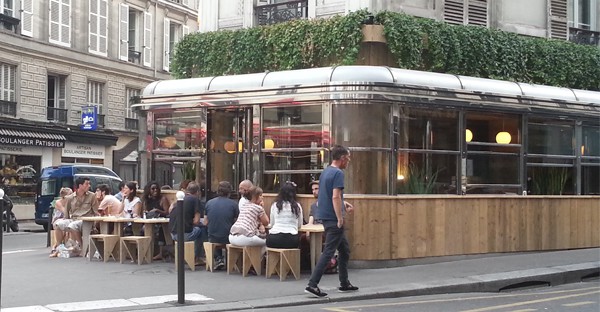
[171,10,600,91]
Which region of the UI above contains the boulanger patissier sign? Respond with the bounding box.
[0,136,64,148]
[61,142,105,159]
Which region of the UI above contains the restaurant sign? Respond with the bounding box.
[0,136,64,148]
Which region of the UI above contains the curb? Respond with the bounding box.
[130,262,600,312]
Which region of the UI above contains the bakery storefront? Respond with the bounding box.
[0,129,66,202]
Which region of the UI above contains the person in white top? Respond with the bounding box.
[266,181,303,249]
[121,181,141,218]
[238,179,253,208]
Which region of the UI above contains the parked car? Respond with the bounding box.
[34,165,122,231]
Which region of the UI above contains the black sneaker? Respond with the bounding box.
[215,259,225,271]
[305,286,328,298]
[338,283,359,292]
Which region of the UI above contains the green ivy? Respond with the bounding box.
[171,10,600,91]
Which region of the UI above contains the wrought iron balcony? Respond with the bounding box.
[128,50,141,65]
[569,27,600,46]
[97,114,105,128]
[256,0,308,26]
[125,118,138,131]
[47,107,68,123]
[0,13,19,33]
[0,100,16,117]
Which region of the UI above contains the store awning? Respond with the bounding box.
[0,128,67,140]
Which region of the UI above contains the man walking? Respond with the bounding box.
[305,145,358,298]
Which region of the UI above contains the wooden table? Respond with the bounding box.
[80,216,109,257]
[300,224,324,271]
[132,218,172,257]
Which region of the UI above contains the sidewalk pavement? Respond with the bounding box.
[132,247,600,312]
[5,222,599,312]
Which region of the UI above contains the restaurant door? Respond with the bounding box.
[206,108,253,199]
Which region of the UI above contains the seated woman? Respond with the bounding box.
[266,181,303,249]
[49,187,73,257]
[229,186,269,247]
[121,181,141,235]
[141,181,170,259]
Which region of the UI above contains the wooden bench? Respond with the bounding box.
[89,234,120,262]
[266,248,300,281]
[120,236,152,265]
[226,244,263,277]
[174,241,196,271]
[203,242,226,272]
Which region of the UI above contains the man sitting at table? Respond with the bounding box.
[96,184,123,216]
[204,181,239,270]
[170,181,205,265]
[54,177,99,252]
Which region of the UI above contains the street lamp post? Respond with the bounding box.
[176,190,185,304]
[0,188,5,307]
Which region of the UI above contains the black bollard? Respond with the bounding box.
[176,191,185,304]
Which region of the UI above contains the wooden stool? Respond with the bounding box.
[174,241,196,271]
[203,242,226,272]
[120,236,152,265]
[226,244,263,276]
[266,248,300,281]
[89,234,119,262]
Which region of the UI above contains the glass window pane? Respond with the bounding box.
[343,150,389,194]
[527,166,575,195]
[263,104,323,148]
[581,165,599,195]
[466,113,520,145]
[262,173,313,195]
[398,108,458,150]
[582,125,599,157]
[332,103,390,148]
[153,111,206,151]
[528,121,574,155]
[467,154,519,184]
[396,152,457,194]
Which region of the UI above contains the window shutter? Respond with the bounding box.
[444,0,465,25]
[61,0,71,46]
[58,76,67,109]
[143,12,152,67]
[98,0,108,55]
[182,25,189,37]
[549,0,567,39]
[467,0,487,27]
[21,0,33,37]
[182,0,189,7]
[49,0,61,43]
[119,3,129,61]
[89,0,98,53]
[163,18,170,71]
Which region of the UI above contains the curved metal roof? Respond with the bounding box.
[142,65,600,105]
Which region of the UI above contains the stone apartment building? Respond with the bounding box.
[0,0,199,193]
[199,0,599,45]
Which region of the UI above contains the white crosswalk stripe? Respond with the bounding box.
[1,293,214,312]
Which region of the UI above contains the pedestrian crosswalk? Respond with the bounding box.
[2,293,213,311]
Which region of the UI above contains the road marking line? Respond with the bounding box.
[461,290,600,312]
[562,301,596,307]
[46,299,137,311]
[509,309,537,312]
[3,293,214,312]
[1,306,53,312]
[2,249,35,254]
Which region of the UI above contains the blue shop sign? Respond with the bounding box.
[81,106,98,131]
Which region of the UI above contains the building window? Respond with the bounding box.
[256,0,308,26]
[47,75,68,123]
[0,63,16,103]
[87,80,105,127]
[125,88,139,130]
[0,0,19,32]
[119,4,143,64]
[568,0,599,46]
[89,0,108,56]
[163,18,188,71]
[49,0,71,47]
[444,0,488,27]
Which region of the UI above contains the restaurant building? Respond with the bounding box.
[135,65,599,263]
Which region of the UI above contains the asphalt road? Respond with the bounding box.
[246,280,600,312]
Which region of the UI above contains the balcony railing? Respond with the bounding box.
[256,0,308,26]
[47,107,68,123]
[97,114,105,128]
[125,118,138,131]
[569,27,600,46]
[0,13,19,33]
[128,50,142,65]
[0,100,17,117]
